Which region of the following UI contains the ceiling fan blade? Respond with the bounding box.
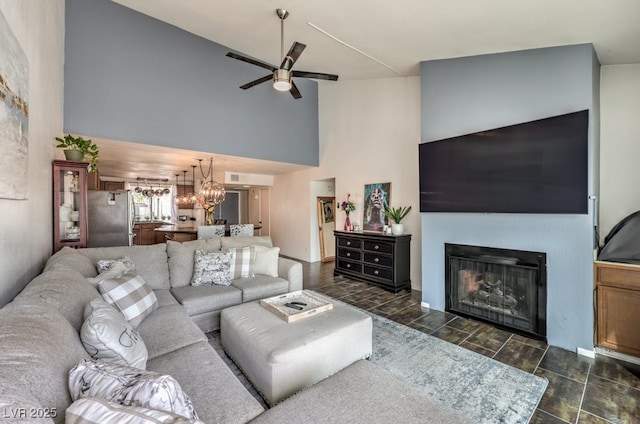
[239,74,273,90]
[289,81,302,99]
[280,42,306,71]
[292,70,339,81]
[226,52,277,72]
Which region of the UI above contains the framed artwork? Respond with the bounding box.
[0,10,29,200]
[363,182,390,232]
[321,200,334,223]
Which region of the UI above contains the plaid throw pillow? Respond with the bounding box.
[98,271,158,327]
[228,246,256,279]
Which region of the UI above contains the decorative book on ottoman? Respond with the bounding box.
[259,290,333,322]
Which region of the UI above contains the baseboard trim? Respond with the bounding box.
[577,347,596,359]
[420,301,430,309]
[595,347,640,365]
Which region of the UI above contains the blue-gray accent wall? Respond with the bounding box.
[64,0,319,166]
[420,44,600,351]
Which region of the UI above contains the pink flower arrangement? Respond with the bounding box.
[339,193,356,213]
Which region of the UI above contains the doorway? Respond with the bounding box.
[317,197,336,262]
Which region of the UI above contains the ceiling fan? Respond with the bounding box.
[226,8,338,99]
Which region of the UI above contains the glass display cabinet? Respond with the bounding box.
[53,160,88,252]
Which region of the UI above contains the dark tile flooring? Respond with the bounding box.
[302,260,640,424]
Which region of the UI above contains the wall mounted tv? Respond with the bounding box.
[419,110,589,214]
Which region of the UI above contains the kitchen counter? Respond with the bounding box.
[155,224,197,234]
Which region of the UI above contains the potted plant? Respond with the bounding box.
[383,205,412,235]
[55,134,99,172]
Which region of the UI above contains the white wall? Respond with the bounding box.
[271,77,423,290]
[0,0,64,307]
[599,64,640,241]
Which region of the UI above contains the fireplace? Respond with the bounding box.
[445,243,547,340]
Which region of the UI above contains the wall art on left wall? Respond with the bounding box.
[0,10,29,200]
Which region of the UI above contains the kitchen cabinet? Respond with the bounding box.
[133,222,164,245]
[594,261,640,357]
[334,231,411,293]
[52,160,88,252]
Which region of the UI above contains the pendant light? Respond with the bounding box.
[184,165,198,206]
[197,158,225,206]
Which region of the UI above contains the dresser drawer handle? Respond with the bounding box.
[346,263,351,268]
[346,252,351,257]
[374,245,379,250]
[374,270,379,275]
[374,257,379,263]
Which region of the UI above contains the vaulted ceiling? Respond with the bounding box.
[94,0,640,183]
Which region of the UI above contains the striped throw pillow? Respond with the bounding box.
[228,246,256,279]
[99,271,158,327]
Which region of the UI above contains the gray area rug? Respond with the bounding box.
[208,306,547,424]
[368,312,547,424]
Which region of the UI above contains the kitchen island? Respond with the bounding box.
[154,224,197,243]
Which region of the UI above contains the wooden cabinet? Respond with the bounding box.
[101,181,125,191]
[133,223,163,245]
[334,231,411,293]
[53,160,89,252]
[595,261,640,357]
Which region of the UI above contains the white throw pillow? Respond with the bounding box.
[191,250,233,286]
[253,245,280,277]
[99,271,158,327]
[81,298,148,369]
[87,261,128,288]
[228,246,256,279]
[68,359,199,421]
[66,397,202,424]
[96,256,137,273]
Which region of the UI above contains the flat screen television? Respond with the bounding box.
[419,110,589,214]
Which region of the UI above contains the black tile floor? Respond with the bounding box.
[302,260,640,424]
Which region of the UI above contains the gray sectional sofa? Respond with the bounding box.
[0,235,469,423]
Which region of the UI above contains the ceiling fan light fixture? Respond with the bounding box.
[273,69,292,91]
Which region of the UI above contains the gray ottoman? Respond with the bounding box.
[220,294,372,405]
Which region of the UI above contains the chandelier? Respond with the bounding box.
[174,170,195,207]
[197,158,225,206]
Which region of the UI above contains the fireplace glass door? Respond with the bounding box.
[445,244,546,339]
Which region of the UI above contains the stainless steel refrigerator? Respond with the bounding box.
[87,190,135,247]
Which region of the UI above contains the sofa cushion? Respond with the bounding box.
[0,301,89,423]
[167,239,222,288]
[221,235,272,249]
[14,266,100,331]
[171,284,242,316]
[78,244,170,290]
[232,276,290,302]
[99,272,158,327]
[81,298,148,369]
[154,289,180,308]
[191,250,233,286]
[249,359,470,424]
[69,359,198,420]
[147,341,264,424]
[66,397,200,424]
[253,246,280,277]
[44,247,98,278]
[229,246,256,278]
[136,305,207,360]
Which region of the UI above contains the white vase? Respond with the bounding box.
[391,223,404,235]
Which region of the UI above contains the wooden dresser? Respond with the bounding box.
[334,231,411,293]
[594,260,640,357]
